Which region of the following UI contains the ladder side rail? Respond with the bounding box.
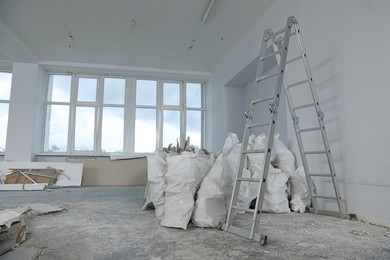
[225,137,249,227]
[225,28,275,230]
[292,21,346,217]
[250,29,274,114]
[271,27,319,213]
[251,18,294,237]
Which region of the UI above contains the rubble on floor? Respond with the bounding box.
[0,204,65,257]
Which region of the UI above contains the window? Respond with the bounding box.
[134,80,205,153]
[44,74,205,154]
[0,72,12,152]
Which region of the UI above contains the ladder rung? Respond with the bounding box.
[298,127,321,133]
[251,96,273,105]
[242,149,266,154]
[256,72,278,82]
[293,103,315,111]
[286,55,303,64]
[237,177,261,182]
[313,195,337,200]
[314,209,347,218]
[260,49,283,61]
[308,173,332,177]
[224,225,266,243]
[273,31,297,44]
[232,205,255,213]
[264,28,286,41]
[286,79,309,89]
[247,122,269,129]
[289,30,297,37]
[304,150,327,155]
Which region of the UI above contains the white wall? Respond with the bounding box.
[209,0,390,227]
[5,63,45,161]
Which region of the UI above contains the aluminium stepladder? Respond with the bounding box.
[224,16,347,243]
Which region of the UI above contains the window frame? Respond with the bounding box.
[0,71,13,154]
[43,73,206,155]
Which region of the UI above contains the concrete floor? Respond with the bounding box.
[0,186,389,260]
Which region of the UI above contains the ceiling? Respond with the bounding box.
[0,0,273,75]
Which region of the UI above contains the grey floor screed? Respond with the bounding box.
[0,186,389,260]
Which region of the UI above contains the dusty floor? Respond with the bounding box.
[0,186,389,260]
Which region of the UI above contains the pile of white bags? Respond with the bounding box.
[142,132,311,230]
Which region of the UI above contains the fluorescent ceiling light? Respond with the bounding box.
[202,0,220,24]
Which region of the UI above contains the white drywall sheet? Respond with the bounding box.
[0,162,83,186]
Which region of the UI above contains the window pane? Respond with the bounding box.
[75,107,95,151]
[103,78,125,105]
[134,108,156,153]
[45,105,69,152]
[186,111,202,148]
[0,103,9,151]
[0,72,12,100]
[136,80,156,106]
[77,78,97,102]
[48,75,71,102]
[163,110,180,148]
[163,82,180,106]
[101,107,124,152]
[186,83,202,108]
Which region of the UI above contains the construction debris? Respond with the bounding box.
[0,162,84,187]
[143,132,311,230]
[0,204,65,257]
[5,168,63,185]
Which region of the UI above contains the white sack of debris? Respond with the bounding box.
[142,151,167,220]
[160,152,212,230]
[290,166,311,213]
[262,167,290,213]
[191,154,227,227]
[272,133,295,175]
[246,133,291,213]
[192,133,245,227]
